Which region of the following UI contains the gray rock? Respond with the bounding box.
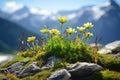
[114,53,120,58]
[19,62,41,78]
[41,56,60,70]
[40,66,50,71]
[47,69,71,80]
[0,68,9,75]
[7,60,27,75]
[18,56,60,78]
[98,47,112,54]
[66,62,103,79]
[45,56,60,67]
[98,40,120,54]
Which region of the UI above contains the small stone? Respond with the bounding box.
[47,69,71,80]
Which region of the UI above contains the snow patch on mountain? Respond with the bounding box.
[92,6,105,20]
[67,13,76,19]
[11,13,29,20]
[30,8,52,16]
[102,1,111,7]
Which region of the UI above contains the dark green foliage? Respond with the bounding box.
[45,37,94,63]
[82,70,120,80]
[98,54,120,71]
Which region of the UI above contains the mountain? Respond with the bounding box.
[92,0,120,44]
[0,17,41,53]
[0,0,120,44]
[8,6,58,34]
[68,0,120,44]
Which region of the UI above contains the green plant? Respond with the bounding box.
[82,70,120,80]
[52,61,67,71]
[98,54,120,71]
[17,16,94,63]
[38,16,94,63]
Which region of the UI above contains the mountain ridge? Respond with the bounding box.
[0,17,41,53]
[0,0,120,44]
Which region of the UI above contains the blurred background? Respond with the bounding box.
[0,0,120,63]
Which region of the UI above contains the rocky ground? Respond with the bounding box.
[0,40,120,80]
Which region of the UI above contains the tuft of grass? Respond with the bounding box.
[82,70,120,80]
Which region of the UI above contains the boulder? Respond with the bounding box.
[114,53,120,58]
[98,40,120,54]
[18,56,60,78]
[98,47,112,54]
[47,69,71,80]
[19,62,41,78]
[7,60,27,75]
[66,62,103,79]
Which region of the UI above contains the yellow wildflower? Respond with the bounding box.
[84,32,93,38]
[40,27,49,34]
[58,16,68,24]
[66,28,77,35]
[27,36,36,42]
[49,29,60,35]
[77,27,85,32]
[84,22,93,29]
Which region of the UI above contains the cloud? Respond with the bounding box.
[4,1,24,13]
[30,8,52,15]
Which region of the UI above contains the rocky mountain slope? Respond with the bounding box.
[0,17,40,53]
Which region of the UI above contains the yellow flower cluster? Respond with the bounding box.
[40,27,49,34]
[77,27,85,32]
[49,29,60,35]
[27,36,36,42]
[84,32,93,38]
[58,16,68,24]
[66,28,77,35]
[84,22,93,29]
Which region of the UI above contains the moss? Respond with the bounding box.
[0,74,7,80]
[98,54,120,71]
[21,70,52,80]
[82,70,120,80]
[20,51,46,71]
[52,61,67,71]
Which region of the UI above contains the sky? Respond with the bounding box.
[0,0,120,13]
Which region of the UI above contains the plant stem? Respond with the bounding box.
[32,42,35,50]
[60,23,63,35]
[27,43,31,50]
